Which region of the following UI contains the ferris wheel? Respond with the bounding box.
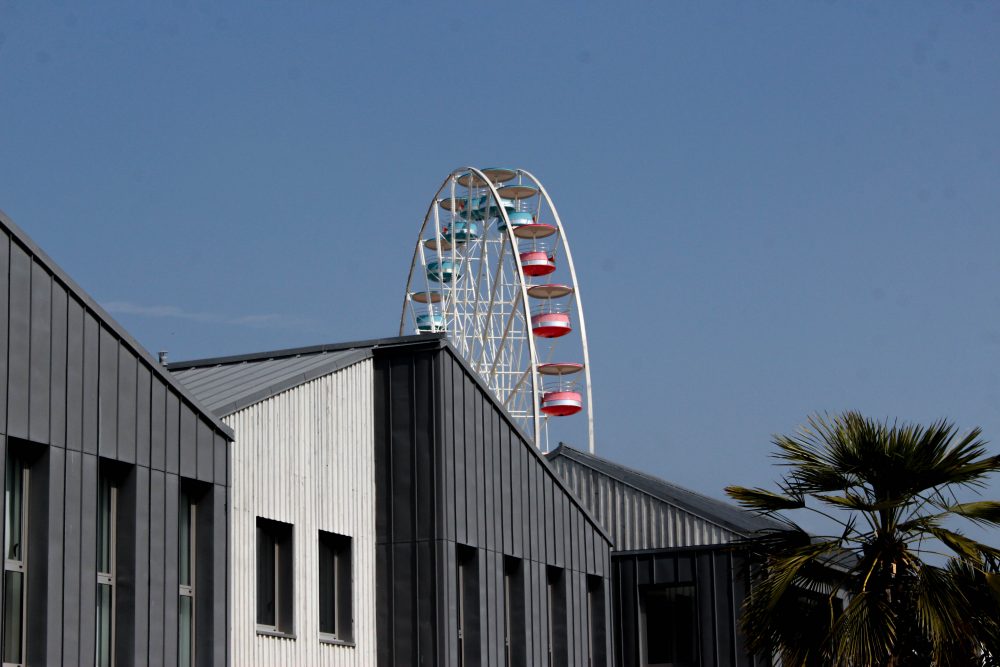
[400,167,594,454]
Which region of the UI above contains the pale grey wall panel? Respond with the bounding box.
[7,242,30,439]
[29,262,51,443]
[50,283,67,448]
[179,402,197,479]
[117,347,137,464]
[98,329,118,457]
[225,360,378,666]
[135,365,151,468]
[150,377,166,472]
[65,298,83,452]
[0,235,8,433]
[82,311,99,455]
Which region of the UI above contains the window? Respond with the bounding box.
[586,575,606,667]
[640,585,697,667]
[96,470,118,667]
[256,518,294,635]
[2,456,28,667]
[456,545,479,667]
[503,557,525,667]
[546,567,567,667]
[318,531,352,642]
[178,489,196,667]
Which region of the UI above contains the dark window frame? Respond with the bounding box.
[456,545,480,667]
[586,575,607,667]
[503,556,525,667]
[256,517,295,637]
[2,455,29,667]
[639,583,698,667]
[318,530,353,645]
[96,465,120,667]
[546,566,567,667]
[178,487,196,667]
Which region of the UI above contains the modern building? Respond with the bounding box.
[547,444,781,667]
[0,210,234,667]
[171,334,615,667]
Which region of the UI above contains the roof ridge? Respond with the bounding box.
[167,333,441,370]
[548,444,784,534]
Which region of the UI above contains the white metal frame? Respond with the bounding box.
[2,460,29,667]
[96,478,118,667]
[401,167,595,453]
[178,491,196,667]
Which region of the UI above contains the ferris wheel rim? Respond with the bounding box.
[401,166,593,454]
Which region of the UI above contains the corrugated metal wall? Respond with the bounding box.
[227,359,377,666]
[548,456,741,550]
[374,342,614,667]
[0,215,230,666]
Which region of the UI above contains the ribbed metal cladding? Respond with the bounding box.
[373,343,615,667]
[0,212,232,667]
[547,456,741,550]
[226,359,377,666]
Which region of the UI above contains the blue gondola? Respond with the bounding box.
[499,210,533,232]
[416,313,445,333]
[459,195,516,221]
[442,220,480,244]
[426,259,459,283]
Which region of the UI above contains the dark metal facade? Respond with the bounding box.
[373,339,614,667]
[547,446,776,666]
[611,547,764,667]
[0,212,232,666]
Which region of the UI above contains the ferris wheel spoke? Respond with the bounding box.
[402,166,591,453]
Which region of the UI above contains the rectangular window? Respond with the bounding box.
[318,531,352,642]
[2,456,28,667]
[640,584,697,667]
[256,517,294,635]
[178,489,196,667]
[546,567,567,667]
[503,557,525,667]
[456,545,479,667]
[96,471,118,667]
[586,575,606,667]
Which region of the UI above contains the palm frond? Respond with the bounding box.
[724,485,804,513]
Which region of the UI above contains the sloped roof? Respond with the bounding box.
[547,444,784,537]
[168,335,429,416]
[0,209,234,440]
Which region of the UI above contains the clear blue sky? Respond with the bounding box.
[3,1,999,531]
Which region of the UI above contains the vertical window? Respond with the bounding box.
[256,518,293,634]
[456,545,479,667]
[178,490,196,667]
[96,471,118,667]
[586,575,606,667]
[2,457,28,667]
[546,567,567,667]
[318,531,352,642]
[503,557,525,667]
[640,584,697,667]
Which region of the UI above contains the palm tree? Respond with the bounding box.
[725,412,1000,665]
